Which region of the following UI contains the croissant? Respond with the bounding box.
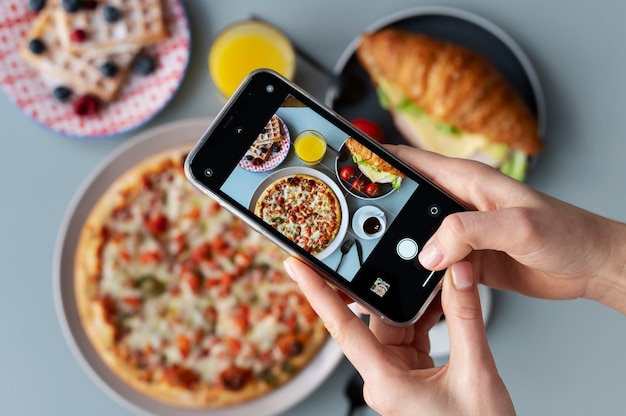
[345,137,405,178]
[356,29,543,156]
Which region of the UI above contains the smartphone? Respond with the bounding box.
[185,69,466,326]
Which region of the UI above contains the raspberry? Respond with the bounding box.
[73,94,99,116]
[81,0,98,10]
[70,29,87,43]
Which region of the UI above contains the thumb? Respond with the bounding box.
[442,262,495,369]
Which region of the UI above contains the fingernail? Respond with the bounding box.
[451,262,474,291]
[283,259,298,282]
[419,241,443,269]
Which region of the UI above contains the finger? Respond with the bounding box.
[385,144,525,210]
[442,262,495,370]
[418,207,539,271]
[283,258,385,368]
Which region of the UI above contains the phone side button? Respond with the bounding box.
[396,238,419,261]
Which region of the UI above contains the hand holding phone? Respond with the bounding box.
[185,69,466,326]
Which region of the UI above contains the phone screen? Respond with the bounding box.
[220,93,421,284]
[186,70,466,324]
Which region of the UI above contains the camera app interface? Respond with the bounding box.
[221,95,420,282]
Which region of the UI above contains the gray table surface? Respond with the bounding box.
[1,1,625,415]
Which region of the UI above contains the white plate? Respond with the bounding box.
[248,166,350,261]
[0,0,190,139]
[326,6,546,172]
[53,118,343,416]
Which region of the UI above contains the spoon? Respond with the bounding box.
[335,239,355,271]
[344,371,367,416]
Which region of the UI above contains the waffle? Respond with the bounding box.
[20,8,139,102]
[54,0,168,53]
[245,115,285,161]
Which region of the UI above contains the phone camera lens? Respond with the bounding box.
[204,168,213,177]
[235,127,244,135]
[265,84,274,93]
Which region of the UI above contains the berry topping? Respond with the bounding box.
[52,86,72,102]
[73,94,99,116]
[272,144,281,152]
[100,61,118,77]
[133,55,157,75]
[251,158,262,166]
[102,5,121,22]
[28,38,45,54]
[27,0,46,12]
[245,155,253,161]
[259,146,268,153]
[70,29,87,43]
[62,0,81,13]
[81,0,98,10]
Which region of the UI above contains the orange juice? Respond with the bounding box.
[209,20,296,98]
[294,130,327,164]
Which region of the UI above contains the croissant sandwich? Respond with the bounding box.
[356,29,544,180]
[344,137,405,189]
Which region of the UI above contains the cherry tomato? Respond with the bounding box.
[351,179,366,192]
[339,166,356,181]
[365,182,380,197]
[351,118,386,144]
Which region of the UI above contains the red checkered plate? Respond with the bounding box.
[237,115,291,173]
[0,0,190,139]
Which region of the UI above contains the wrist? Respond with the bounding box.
[585,218,626,314]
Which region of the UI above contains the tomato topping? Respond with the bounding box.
[351,118,386,143]
[145,213,168,234]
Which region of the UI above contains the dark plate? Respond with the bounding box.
[325,6,546,150]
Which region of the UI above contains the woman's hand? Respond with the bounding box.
[284,258,515,416]
[387,145,626,313]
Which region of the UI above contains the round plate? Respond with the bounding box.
[248,166,350,260]
[53,118,343,416]
[237,115,291,172]
[0,0,190,139]
[335,140,395,200]
[326,6,546,157]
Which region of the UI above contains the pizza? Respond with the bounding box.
[254,173,342,255]
[74,145,327,407]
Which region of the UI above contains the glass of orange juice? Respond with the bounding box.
[294,130,327,164]
[209,20,296,99]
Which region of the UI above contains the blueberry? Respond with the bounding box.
[102,5,121,22]
[133,55,157,75]
[27,0,46,12]
[245,155,253,161]
[62,0,80,13]
[259,146,268,153]
[52,86,72,102]
[100,61,118,77]
[272,144,281,152]
[28,38,45,54]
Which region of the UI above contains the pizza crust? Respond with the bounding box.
[74,146,328,407]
